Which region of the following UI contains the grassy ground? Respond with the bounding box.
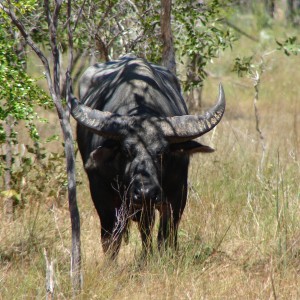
[1,13,300,300]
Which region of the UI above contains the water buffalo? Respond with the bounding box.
[67,54,225,258]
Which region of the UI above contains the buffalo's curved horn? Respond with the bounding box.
[159,83,225,142]
[66,74,127,139]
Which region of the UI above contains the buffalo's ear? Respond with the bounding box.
[85,140,119,170]
[170,141,215,155]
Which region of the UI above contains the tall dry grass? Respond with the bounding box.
[1,16,299,299]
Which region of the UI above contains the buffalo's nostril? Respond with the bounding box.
[132,187,161,203]
[132,188,145,202]
[148,190,160,203]
[133,187,149,202]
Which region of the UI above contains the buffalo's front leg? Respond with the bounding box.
[158,185,187,252]
[98,208,125,259]
[137,205,155,258]
[87,172,126,259]
[157,204,181,251]
[157,203,173,251]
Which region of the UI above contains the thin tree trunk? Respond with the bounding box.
[0,2,82,294]
[287,0,295,23]
[161,0,176,74]
[61,115,82,294]
[264,0,275,18]
[66,1,82,293]
[44,249,55,300]
[4,116,13,222]
[186,54,203,110]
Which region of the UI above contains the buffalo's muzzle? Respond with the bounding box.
[131,186,161,205]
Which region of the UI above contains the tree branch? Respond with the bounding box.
[0,3,55,102]
[161,0,176,74]
[66,0,82,294]
[44,0,63,98]
[67,0,74,78]
[223,19,259,42]
[2,2,82,294]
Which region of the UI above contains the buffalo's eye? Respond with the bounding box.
[156,146,168,157]
[123,150,131,159]
[154,149,165,162]
[156,151,163,158]
[122,146,133,159]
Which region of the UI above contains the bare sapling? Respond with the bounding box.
[251,68,266,180]
[0,1,82,295]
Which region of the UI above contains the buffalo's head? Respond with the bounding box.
[67,75,225,207]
